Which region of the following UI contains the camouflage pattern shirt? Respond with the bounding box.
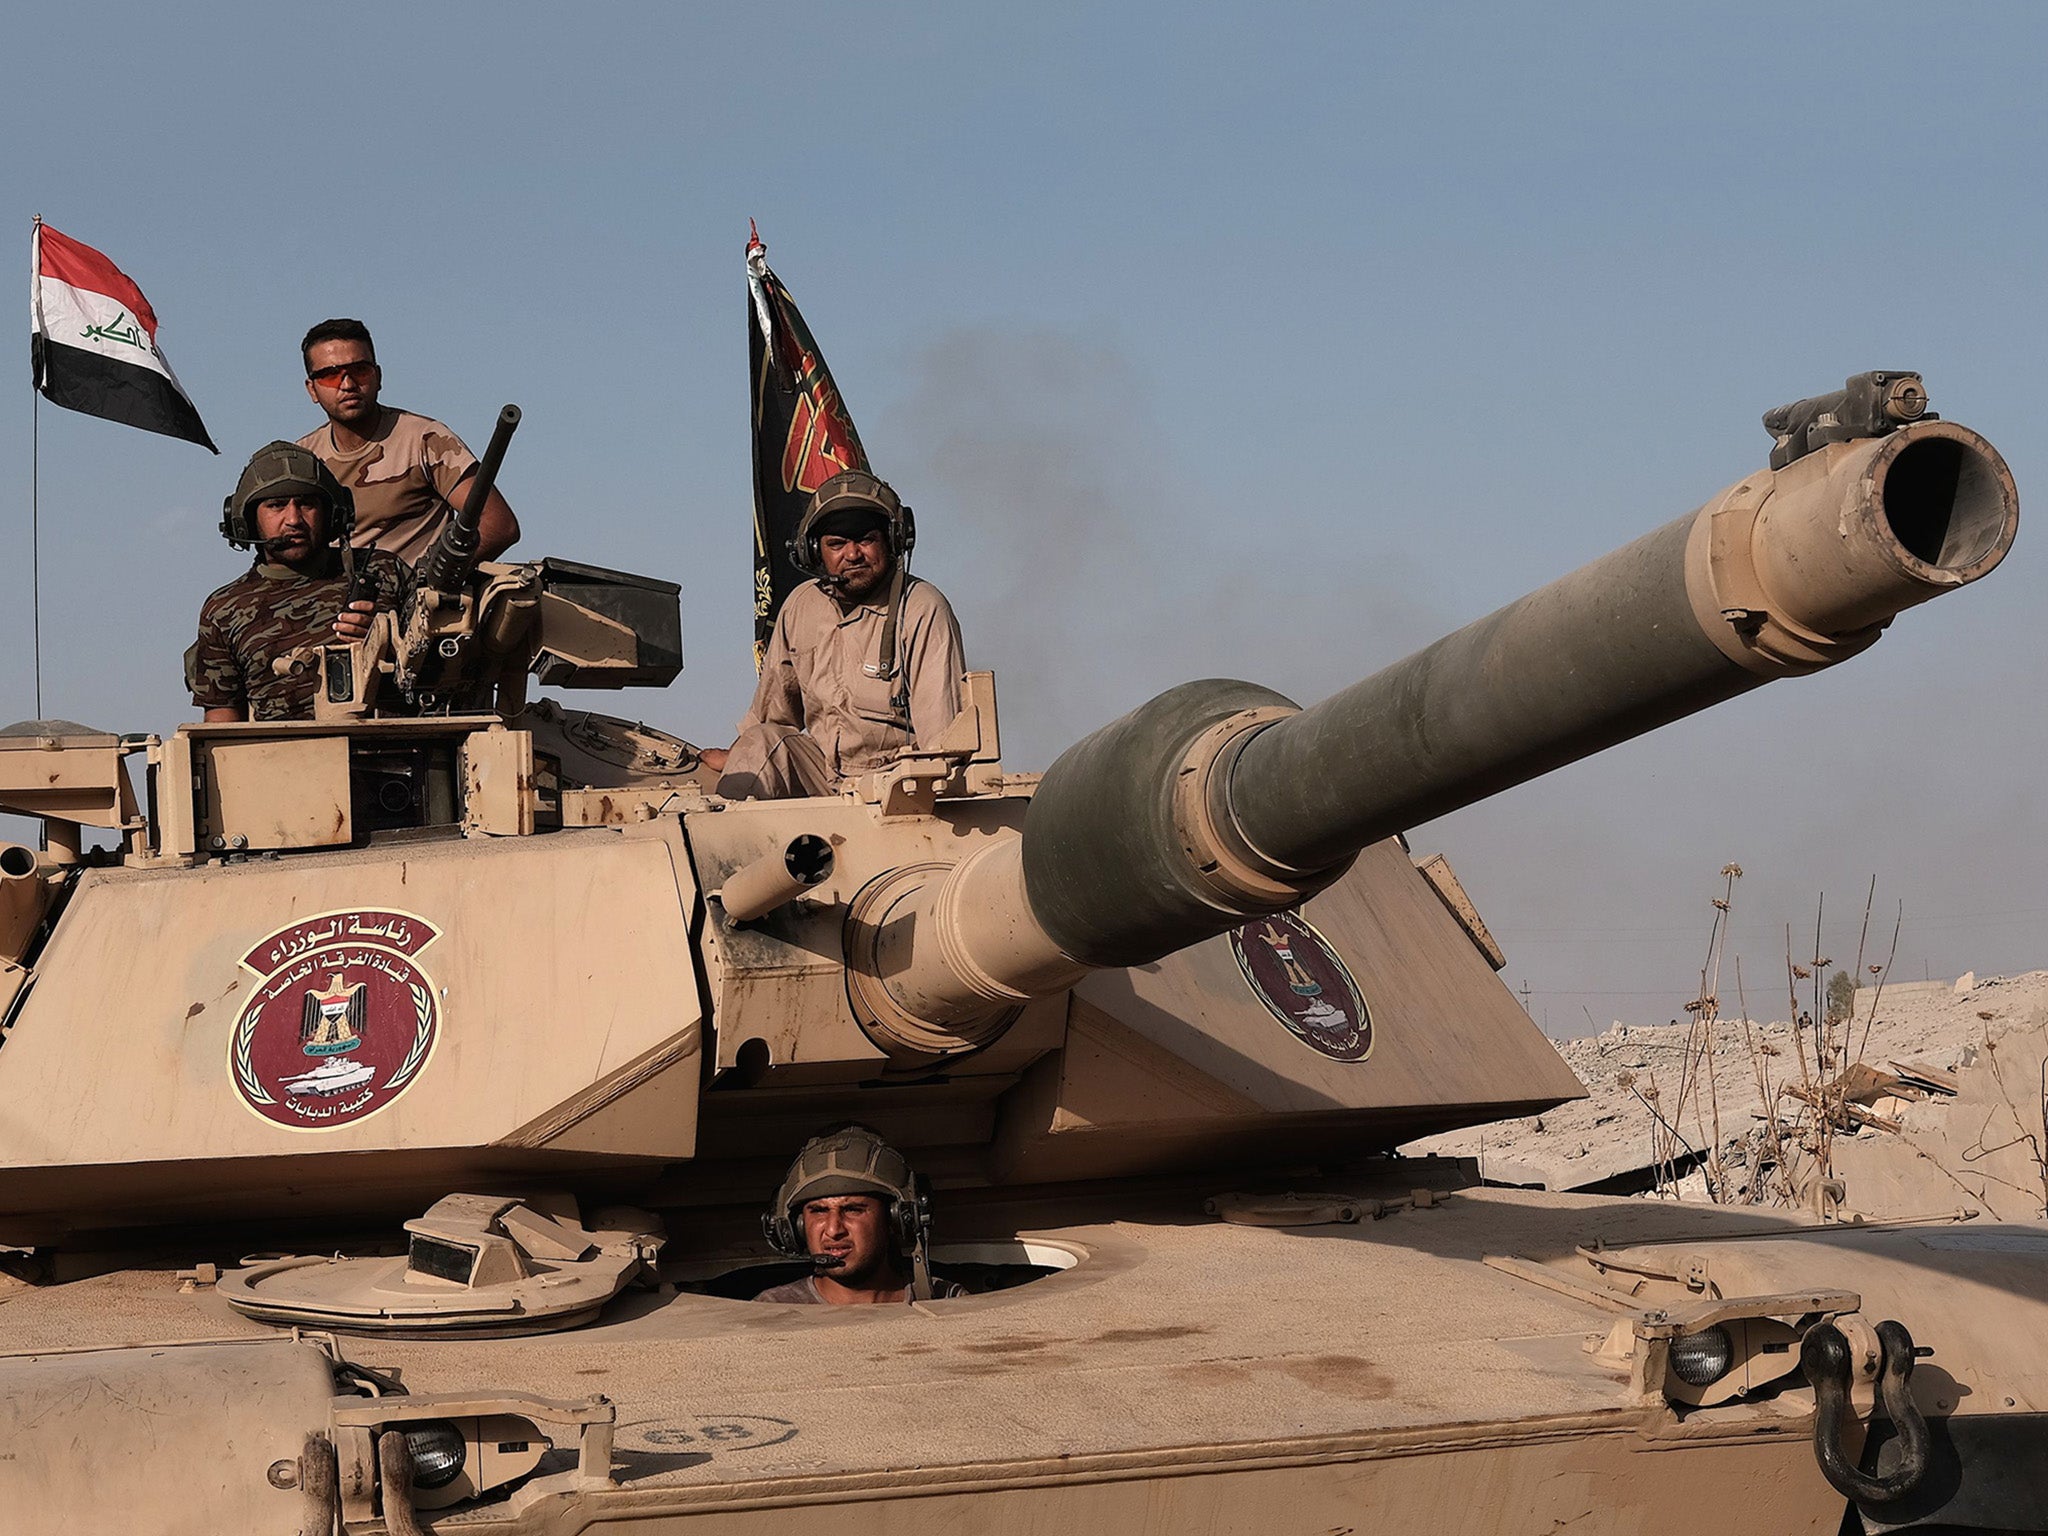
[186,548,409,721]
[298,407,479,564]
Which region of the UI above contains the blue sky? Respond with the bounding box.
[6,3,2046,1034]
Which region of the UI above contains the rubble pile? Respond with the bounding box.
[1407,971,2048,1219]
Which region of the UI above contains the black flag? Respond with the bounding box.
[747,223,869,668]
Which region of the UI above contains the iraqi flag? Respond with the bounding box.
[31,220,216,453]
[748,223,867,666]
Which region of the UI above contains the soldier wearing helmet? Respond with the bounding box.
[185,442,410,722]
[754,1125,963,1304]
[704,471,967,799]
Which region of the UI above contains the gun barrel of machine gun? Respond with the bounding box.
[415,404,522,595]
[843,409,2018,1062]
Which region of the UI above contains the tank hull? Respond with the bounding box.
[8,1186,2046,1533]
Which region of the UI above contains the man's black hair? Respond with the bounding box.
[301,318,376,372]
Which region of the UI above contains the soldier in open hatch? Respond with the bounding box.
[185,443,408,722]
[704,471,966,798]
[756,1126,964,1304]
[297,317,521,565]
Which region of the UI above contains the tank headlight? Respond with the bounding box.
[1669,1326,1736,1387]
[400,1420,467,1490]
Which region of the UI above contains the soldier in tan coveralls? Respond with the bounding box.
[187,443,408,722]
[704,472,966,799]
[296,318,520,564]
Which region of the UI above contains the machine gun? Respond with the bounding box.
[397,402,524,706]
[315,404,681,721]
[414,404,523,599]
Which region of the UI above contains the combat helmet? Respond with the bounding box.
[761,1125,929,1257]
[787,470,916,579]
[220,441,354,550]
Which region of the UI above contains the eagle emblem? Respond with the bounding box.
[301,974,368,1055]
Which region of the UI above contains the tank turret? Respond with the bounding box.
[0,403,2016,1242]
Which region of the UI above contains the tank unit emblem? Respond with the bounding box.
[1228,912,1373,1062]
[228,910,443,1130]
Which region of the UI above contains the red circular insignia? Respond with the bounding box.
[1228,912,1373,1062]
[229,910,443,1131]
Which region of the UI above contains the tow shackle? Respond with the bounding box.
[1802,1319,1932,1505]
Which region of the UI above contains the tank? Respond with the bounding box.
[1,381,2042,1536]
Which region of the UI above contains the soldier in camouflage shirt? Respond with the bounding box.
[187,442,410,722]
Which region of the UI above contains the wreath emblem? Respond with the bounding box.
[228,910,444,1131]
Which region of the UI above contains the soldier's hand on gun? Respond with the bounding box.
[332,600,378,643]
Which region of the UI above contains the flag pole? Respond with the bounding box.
[29,215,43,721]
[31,379,41,721]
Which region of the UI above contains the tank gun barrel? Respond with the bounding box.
[847,417,2017,1062]
[1211,417,2010,887]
